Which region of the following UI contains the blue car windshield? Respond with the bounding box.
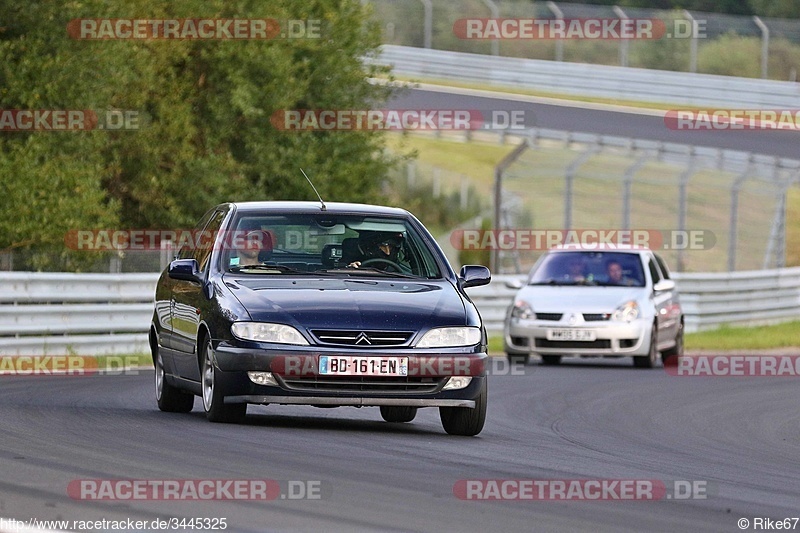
[529,251,645,287]
[221,214,443,279]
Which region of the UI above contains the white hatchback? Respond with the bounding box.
[503,246,683,368]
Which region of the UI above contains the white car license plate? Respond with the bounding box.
[318,356,408,376]
[546,329,596,342]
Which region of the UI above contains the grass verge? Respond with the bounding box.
[385,76,676,111]
[683,322,800,351]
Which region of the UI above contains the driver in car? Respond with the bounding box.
[347,231,411,273]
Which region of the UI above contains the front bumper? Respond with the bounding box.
[210,341,487,407]
[505,318,651,356]
[225,396,475,407]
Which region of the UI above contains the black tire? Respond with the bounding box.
[541,355,561,366]
[201,338,246,424]
[154,348,194,413]
[439,380,487,436]
[661,321,684,363]
[506,353,530,365]
[380,406,418,423]
[633,324,658,369]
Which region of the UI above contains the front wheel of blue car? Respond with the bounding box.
[201,339,246,424]
[439,380,487,436]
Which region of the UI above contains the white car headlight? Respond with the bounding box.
[612,301,639,323]
[231,322,309,345]
[417,327,481,348]
[510,300,534,320]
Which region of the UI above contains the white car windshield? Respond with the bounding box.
[529,251,645,287]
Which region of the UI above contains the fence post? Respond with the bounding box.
[753,16,769,79]
[764,169,794,269]
[563,145,600,230]
[547,1,564,62]
[160,240,174,272]
[676,158,696,272]
[684,10,698,73]
[613,6,629,67]
[481,0,500,56]
[492,141,529,274]
[419,0,432,49]
[109,254,121,274]
[727,160,751,271]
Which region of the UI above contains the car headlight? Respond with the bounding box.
[510,300,534,320]
[612,301,639,323]
[231,322,309,345]
[416,327,481,348]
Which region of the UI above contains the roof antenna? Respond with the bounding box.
[300,168,326,211]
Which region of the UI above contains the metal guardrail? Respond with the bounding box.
[0,272,159,356]
[377,45,800,107]
[369,1,800,80]
[2,270,799,355]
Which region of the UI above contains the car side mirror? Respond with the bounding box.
[653,279,675,292]
[168,259,202,283]
[459,265,491,289]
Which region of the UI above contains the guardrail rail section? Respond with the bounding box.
[2,270,799,355]
[375,45,800,108]
[0,272,159,356]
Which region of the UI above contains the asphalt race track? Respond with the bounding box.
[3,88,798,533]
[1,360,798,532]
[389,88,800,159]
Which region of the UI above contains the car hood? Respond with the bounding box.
[222,276,467,331]
[515,286,646,313]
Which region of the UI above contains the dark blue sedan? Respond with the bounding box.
[150,202,491,435]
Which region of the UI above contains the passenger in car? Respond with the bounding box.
[605,260,635,286]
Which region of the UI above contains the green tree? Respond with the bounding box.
[0,0,398,269]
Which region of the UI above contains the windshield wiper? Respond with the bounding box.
[316,267,419,279]
[529,278,597,286]
[228,264,314,274]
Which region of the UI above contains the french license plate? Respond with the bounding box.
[546,329,596,342]
[318,356,408,376]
